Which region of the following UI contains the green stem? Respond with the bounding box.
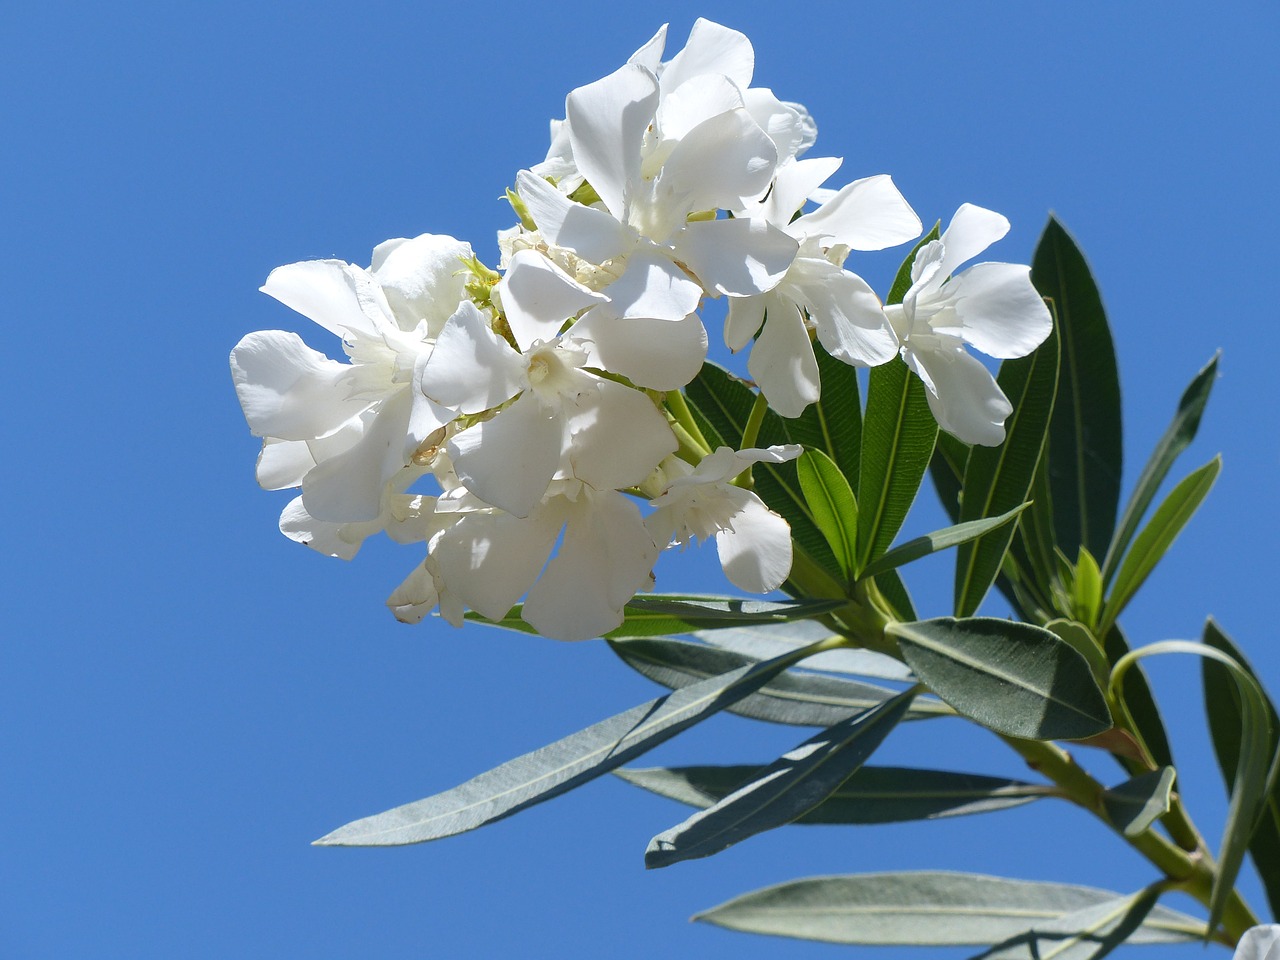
[665,390,711,455]
[740,390,768,451]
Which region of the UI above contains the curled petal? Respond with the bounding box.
[676,218,797,297]
[758,156,842,225]
[790,260,900,367]
[420,302,527,414]
[659,108,778,215]
[600,247,704,320]
[905,343,1013,447]
[279,495,382,561]
[725,294,766,352]
[659,18,754,94]
[658,73,744,142]
[947,262,1053,360]
[939,203,1010,277]
[499,250,607,350]
[627,23,668,70]
[516,170,634,264]
[747,296,820,418]
[566,63,660,221]
[566,379,678,490]
[794,174,921,251]
[448,393,562,518]
[260,259,387,340]
[230,330,366,440]
[256,438,316,490]
[715,491,794,593]
[369,234,472,334]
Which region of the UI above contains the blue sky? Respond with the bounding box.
[4,2,1279,957]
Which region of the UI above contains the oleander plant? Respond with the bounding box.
[230,19,1280,958]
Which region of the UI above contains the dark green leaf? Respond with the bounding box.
[1203,618,1280,918]
[694,872,1204,945]
[1045,619,1110,690]
[1099,457,1220,635]
[857,356,939,570]
[954,320,1059,617]
[874,568,918,621]
[618,764,1051,824]
[862,505,1030,580]
[1101,768,1176,837]
[315,646,815,846]
[645,689,914,867]
[809,342,863,491]
[1032,216,1123,560]
[467,594,844,639]
[888,617,1111,740]
[929,431,969,524]
[1102,354,1218,588]
[797,449,858,581]
[608,636,946,725]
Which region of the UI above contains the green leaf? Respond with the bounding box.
[645,689,915,867]
[808,342,863,491]
[861,504,1030,580]
[468,594,845,639]
[1101,768,1176,838]
[954,319,1059,617]
[1072,547,1103,629]
[888,617,1112,740]
[1202,619,1280,919]
[314,644,820,846]
[928,431,968,525]
[1045,619,1111,691]
[874,568,918,621]
[1099,457,1220,635]
[608,637,947,726]
[693,872,1205,945]
[690,622,916,682]
[797,449,859,581]
[618,764,1051,824]
[1102,353,1218,588]
[1111,639,1280,930]
[1032,216,1123,560]
[857,356,939,570]
[974,886,1167,959]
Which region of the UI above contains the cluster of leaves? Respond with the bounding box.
[316,219,1279,957]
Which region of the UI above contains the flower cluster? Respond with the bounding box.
[230,19,1052,641]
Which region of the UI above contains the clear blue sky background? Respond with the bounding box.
[4,3,1278,958]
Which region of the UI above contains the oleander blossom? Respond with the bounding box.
[887,204,1053,446]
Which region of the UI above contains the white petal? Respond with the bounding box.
[571,310,707,390]
[566,379,677,490]
[658,73,744,142]
[660,18,754,94]
[230,330,367,440]
[939,203,1010,277]
[716,492,793,593]
[627,23,668,70]
[905,343,1013,446]
[759,156,842,226]
[420,301,527,413]
[600,247,704,320]
[794,174,921,251]
[565,63,660,220]
[369,234,473,335]
[742,88,807,165]
[523,492,657,640]
[725,294,766,352]
[260,259,387,339]
[790,259,900,367]
[499,249,607,350]
[448,393,562,517]
[947,262,1053,359]
[676,218,797,296]
[386,561,440,624]
[300,389,413,522]
[659,108,778,214]
[256,438,315,490]
[747,296,820,418]
[279,495,379,560]
[515,170,634,264]
[434,504,567,621]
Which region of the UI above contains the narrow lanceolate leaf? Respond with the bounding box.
[1104,623,1174,771]
[1202,619,1280,918]
[608,637,948,727]
[861,505,1030,581]
[1099,456,1221,635]
[1101,353,1218,588]
[1101,767,1176,837]
[954,319,1059,617]
[617,764,1051,824]
[315,646,817,846]
[808,343,863,491]
[857,356,939,570]
[1113,640,1279,931]
[693,872,1205,946]
[468,594,845,640]
[888,617,1111,740]
[975,885,1165,959]
[1032,217,1122,561]
[645,689,915,867]
[797,449,858,582]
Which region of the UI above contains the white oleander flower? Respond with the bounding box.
[886,203,1053,446]
[646,445,802,593]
